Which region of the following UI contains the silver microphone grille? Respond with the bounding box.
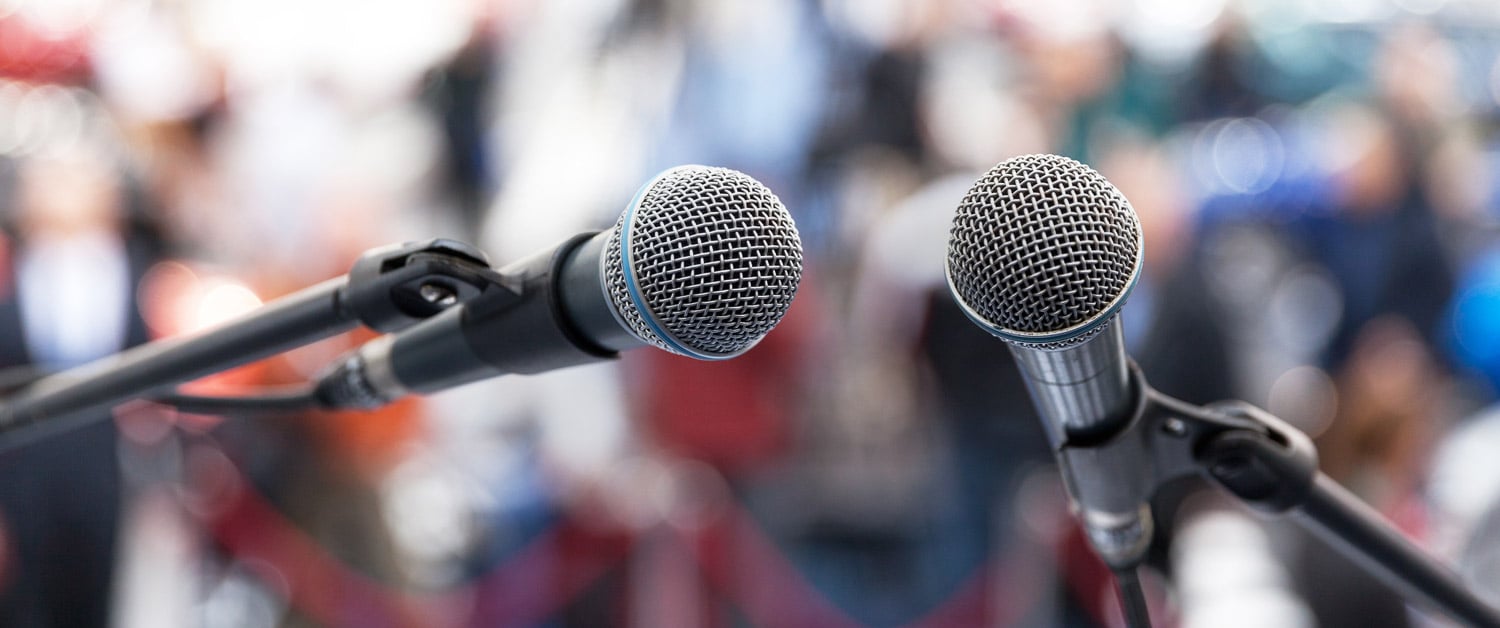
[945,154,1142,348]
[602,165,803,359]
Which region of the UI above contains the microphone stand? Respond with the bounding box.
[1084,364,1500,627]
[0,239,508,451]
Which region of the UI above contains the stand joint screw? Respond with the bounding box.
[419,283,459,307]
[1162,417,1188,437]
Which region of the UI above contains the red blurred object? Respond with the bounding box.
[0,231,13,302]
[629,277,820,475]
[204,451,635,628]
[0,13,93,84]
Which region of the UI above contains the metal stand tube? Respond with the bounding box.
[0,278,354,450]
[1292,474,1500,628]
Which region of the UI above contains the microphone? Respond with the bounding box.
[316,165,804,409]
[944,153,1150,566]
[946,155,1500,626]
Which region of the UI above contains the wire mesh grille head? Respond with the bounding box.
[602,166,803,358]
[945,154,1142,348]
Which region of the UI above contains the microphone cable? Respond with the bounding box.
[0,364,320,416]
[152,385,319,415]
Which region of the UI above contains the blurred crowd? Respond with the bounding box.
[4,0,1500,626]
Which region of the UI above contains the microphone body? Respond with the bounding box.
[945,154,1151,566]
[319,233,615,407]
[947,155,1500,623]
[1007,321,1132,445]
[317,165,803,409]
[1009,321,1156,564]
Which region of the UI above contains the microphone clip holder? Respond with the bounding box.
[341,238,509,332]
[1091,363,1500,627]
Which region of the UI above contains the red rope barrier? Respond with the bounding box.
[207,461,634,627]
[204,449,1062,627]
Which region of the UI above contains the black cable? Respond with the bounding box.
[1,364,318,416]
[1113,567,1153,628]
[152,385,320,415]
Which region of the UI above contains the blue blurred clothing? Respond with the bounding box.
[1297,202,1454,369]
[1448,248,1500,394]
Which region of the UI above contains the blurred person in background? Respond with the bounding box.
[1164,15,1494,628]
[424,12,501,235]
[1302,101,1456,371]
[0,93,160,628]
[1176,15,1272,123]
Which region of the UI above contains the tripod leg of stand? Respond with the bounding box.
[1292,474,1500,628]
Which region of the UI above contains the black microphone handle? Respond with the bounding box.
[314,232,623,409]
[398,232,616,381]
